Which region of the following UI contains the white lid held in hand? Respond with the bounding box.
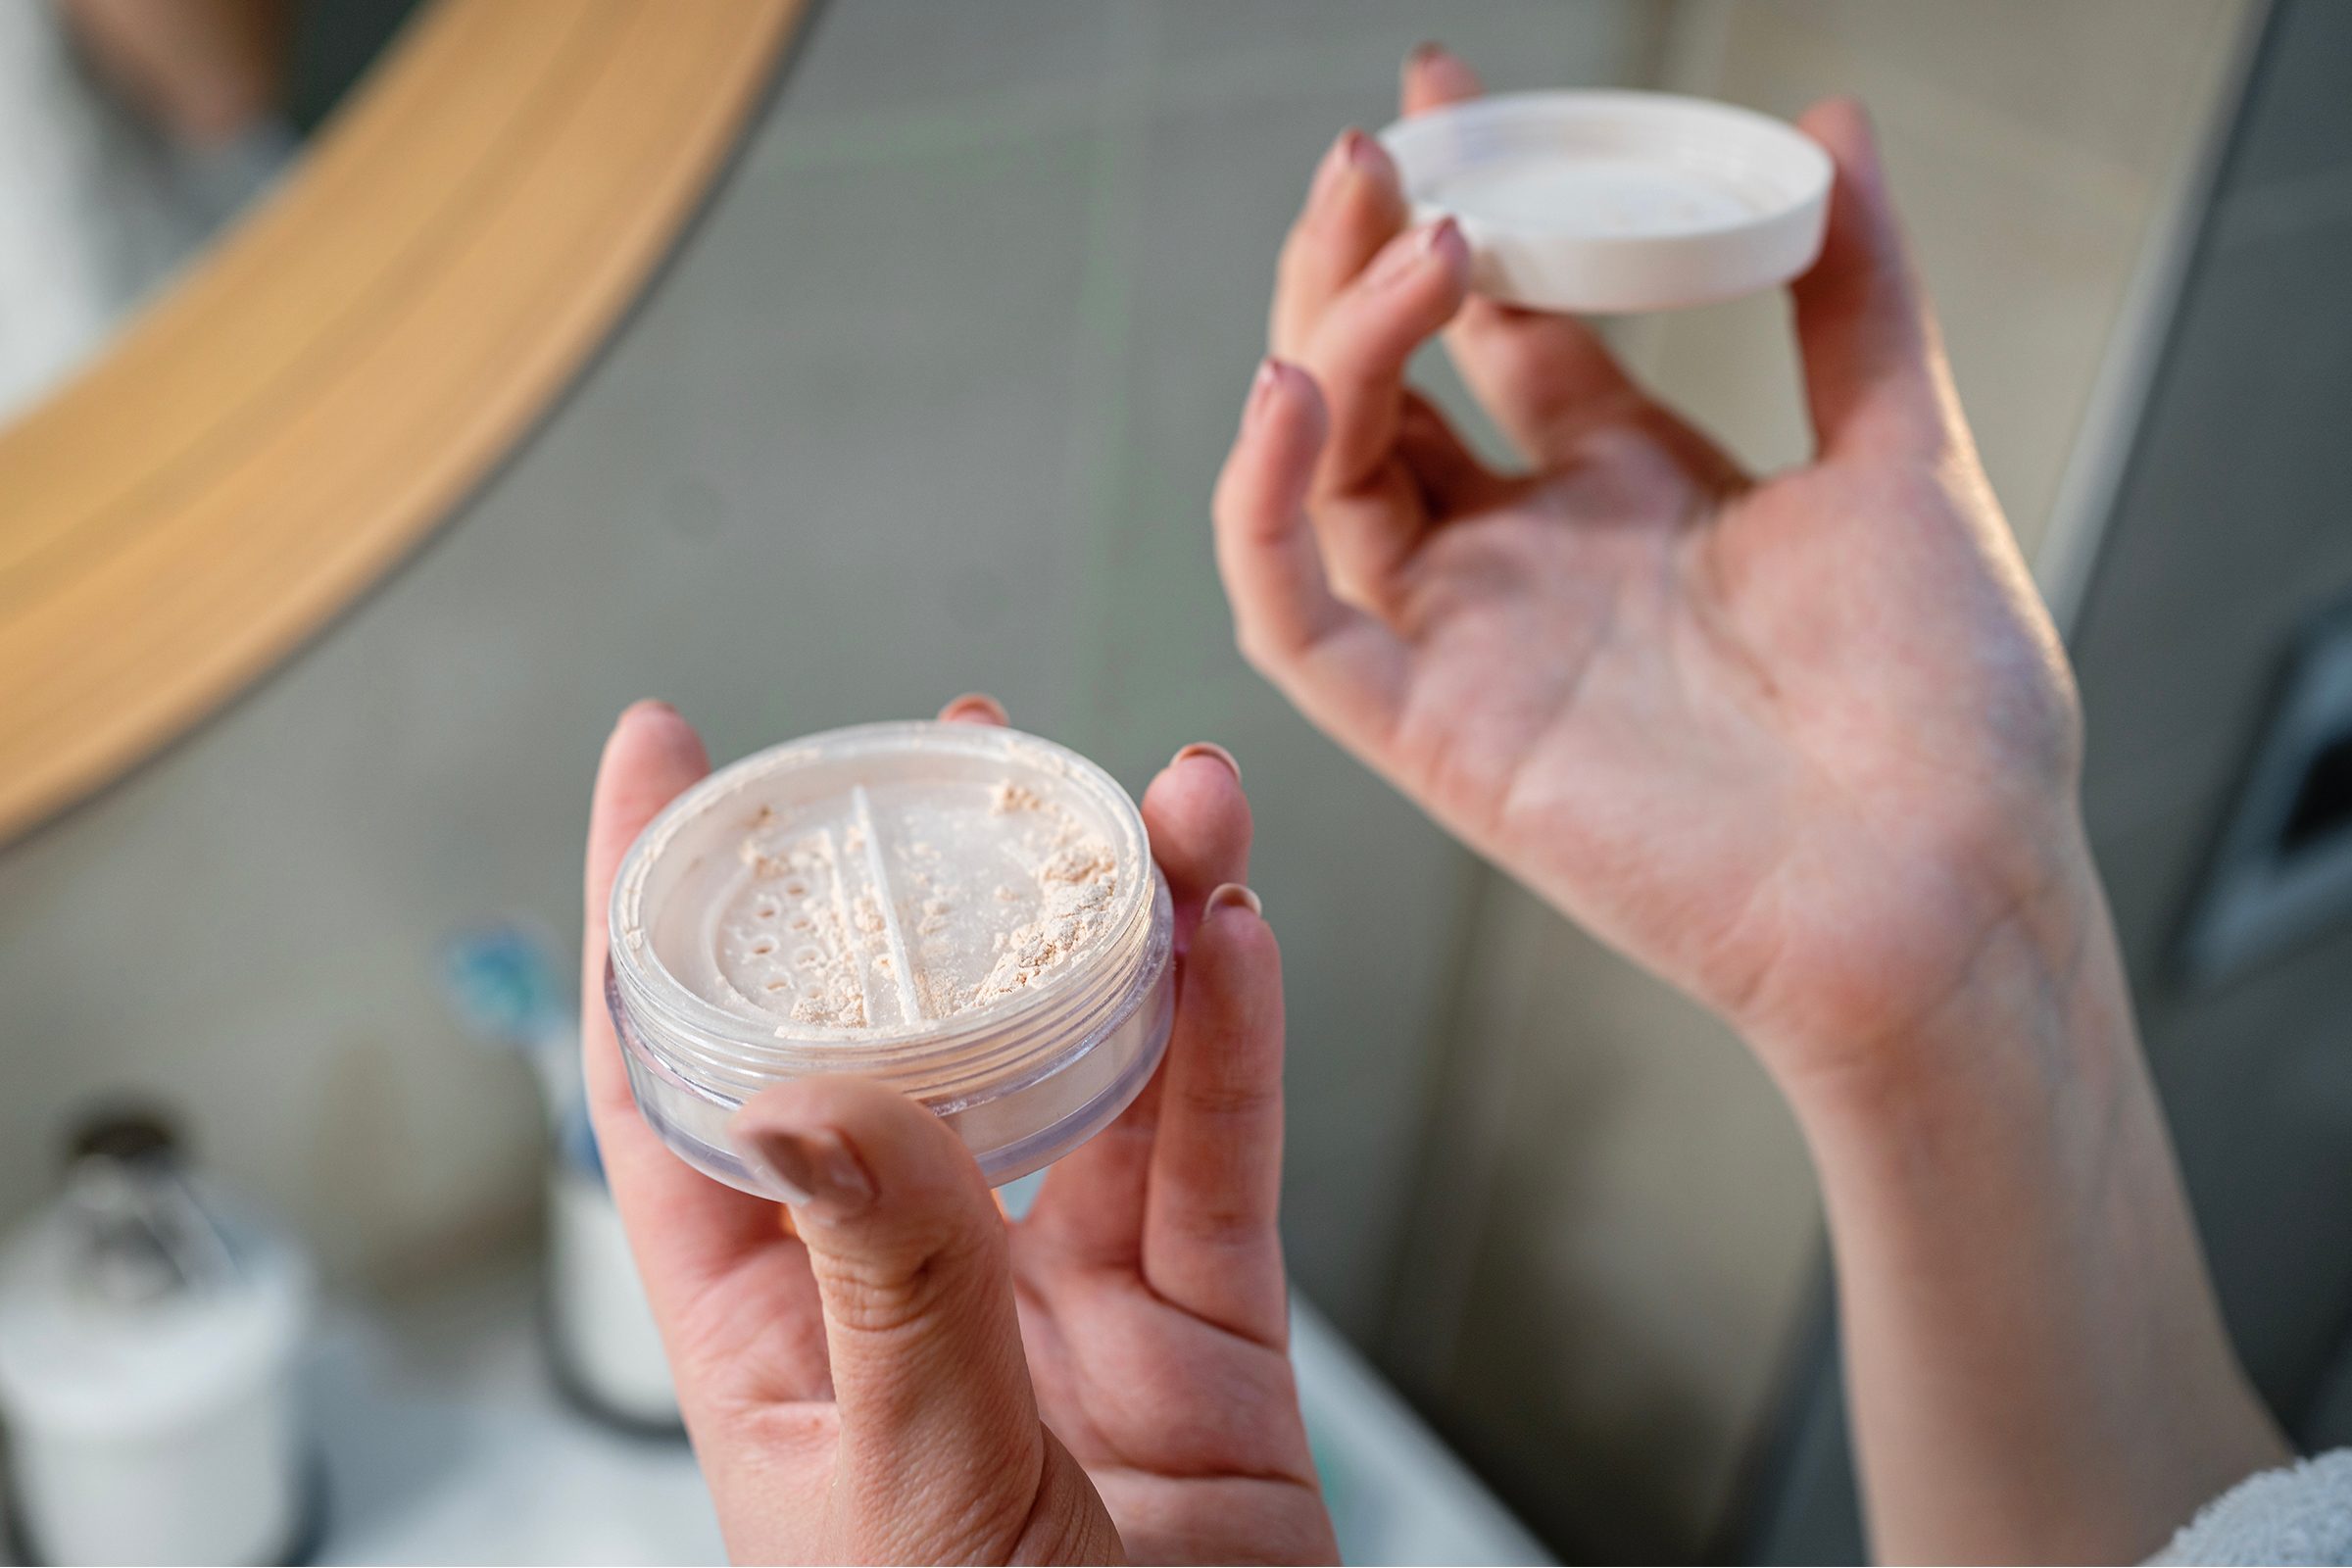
[1379,90,1833,315]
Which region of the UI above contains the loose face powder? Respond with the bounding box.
[608,722,1174,1194]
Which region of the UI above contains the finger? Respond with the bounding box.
[1400,39,1482,116]
[1789,97,1948,456]
[1400,43,1677,467]
[1292,220,1475,606]
[1270,128,1410,358]
[1144,742,1252,925]
[937,692,1008,726]
[1213,359,1408,738]
[584,707,788,1280]
[1396,389,1513,515]
[731,1079,1076,1560]
[1023,743,1253,1262]
[1299,216,1471,502]
[1144,885,1289,1346]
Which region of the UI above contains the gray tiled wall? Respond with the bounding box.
[0,1,1646,1348]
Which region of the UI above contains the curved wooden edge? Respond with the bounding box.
[0,0,806,843]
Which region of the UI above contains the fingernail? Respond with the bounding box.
[1407,39,1446,70]
[621,698,680,723]
[1201,883,1263,923]
[1246,357,1287,426]
[1172,741,1242,784]
[734,1126,876,1219]
[1309,129,1357,205]
[940,692,1008,726]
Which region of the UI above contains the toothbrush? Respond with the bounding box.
[439,922,603,1179]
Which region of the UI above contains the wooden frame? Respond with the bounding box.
[0,0,805,843]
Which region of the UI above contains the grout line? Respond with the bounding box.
[750,18,1536,177]
[1065,0,1156,746]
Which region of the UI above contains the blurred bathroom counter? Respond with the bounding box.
[307,1264,719,1566]
[303,1260,1547,1566]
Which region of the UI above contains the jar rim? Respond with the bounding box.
[608,721,1159,1091]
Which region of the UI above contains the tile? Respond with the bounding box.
[1149,0,1649,107]
[770,0,1118,127]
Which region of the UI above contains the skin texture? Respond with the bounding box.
[1208,46,2288,1564]
[582,697,1337,1565]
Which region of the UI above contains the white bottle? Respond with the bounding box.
[0,1110,312,1565]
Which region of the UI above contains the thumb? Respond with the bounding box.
[729,1079,1113,1562]
[1789,97,1947,457]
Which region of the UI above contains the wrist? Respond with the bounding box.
[1757,816,2132,1144]
[1751,820,2288,1560]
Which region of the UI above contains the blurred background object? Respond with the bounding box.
[3,0,2349,1562]
[439,922,680,1432]
[0,0,417,424]
[0,1102,313,1565]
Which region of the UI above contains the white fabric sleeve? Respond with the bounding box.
[2150,1449,2352,1565]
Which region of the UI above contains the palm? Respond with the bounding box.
[1372,421,2071,1062]
[649,1214,1326,1562]
[1014,1234,1326,1563]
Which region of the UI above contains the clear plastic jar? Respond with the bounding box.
[607,721,1174,1193]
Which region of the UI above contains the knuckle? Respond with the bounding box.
[1183,1072,1274,1123]
[809,1225,990,1339]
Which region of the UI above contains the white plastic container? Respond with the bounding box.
[0,1122,312,1566]
[546,1162,679,1428]
[1380,90,1833,314]
[608,721,1174,1193]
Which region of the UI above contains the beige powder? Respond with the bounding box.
[713,776,1116,1028]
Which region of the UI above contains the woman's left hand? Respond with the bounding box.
[582,696,1337,1564]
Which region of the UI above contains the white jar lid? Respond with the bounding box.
[1379,90,1833,315]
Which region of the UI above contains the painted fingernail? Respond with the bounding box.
[1201,883,1263,923]
[734,1125,876,1219]
[1172,741,1242,784]
[939,692,1008,725]
[1309,129,1356,204]
[1246,357,1287,426]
